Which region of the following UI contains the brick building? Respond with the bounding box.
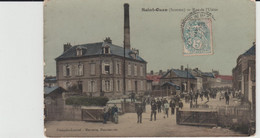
[55,4,147,98]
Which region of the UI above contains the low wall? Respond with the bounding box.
[45,98,82,121]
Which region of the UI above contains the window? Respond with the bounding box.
[76,48,82,56]
[78,81,83,92]
[140,66,143,76]
[66,81,71,89]
[117,80,120,92]
[78,63,83,76]
[134,64,137,76]
[128,64,131,76]
[105,80,110,92]
[91,81,95,92]
[105,47,109,54]
[105,65,110,74]
[116,63,120,74]
[140,81,143,90]
[128,80,132,91]
[63,64,71,76]
[90,64,96,75]
[102,62,112,74]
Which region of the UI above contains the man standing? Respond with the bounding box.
[170,99,175,115]
[157,99,162,113]
[111,104,118,124]
[136,103,143,123]
[164,100,169,118]
[103,105,110,124]
[142,98,146,112]
[195,90,199,105]
[150,100,157,121]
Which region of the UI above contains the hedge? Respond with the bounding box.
[65,96,109,106]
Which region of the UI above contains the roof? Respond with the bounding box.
[44,77,57,83]
[202,72,215,78]
[44,86,61,95]
[242,45,255,56]
[56,42,146,62]
[161,69,196,79]
[215,75,232,80]
[161,82,181,90]
[146,75,162,82]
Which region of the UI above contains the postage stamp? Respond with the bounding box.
[181,12,214,56]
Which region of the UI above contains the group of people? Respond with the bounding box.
[103,104,119,124]
[149,97,183,121]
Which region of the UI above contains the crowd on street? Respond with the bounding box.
[102,87,244,125]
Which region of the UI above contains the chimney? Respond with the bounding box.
[63,43,72,52]
[181,65,184,71]
[159,70,163,75]
[124,3,130,49]
[150,70,154,75]
[104,37,112,44]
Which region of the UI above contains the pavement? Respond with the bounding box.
[45,96,246,137]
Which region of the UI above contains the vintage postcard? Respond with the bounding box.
[44,0,256,137]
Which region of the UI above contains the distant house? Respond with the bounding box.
[211,75,233,88]
[146,74,162,96]
[201,72,215,90]
[160,68,197,94]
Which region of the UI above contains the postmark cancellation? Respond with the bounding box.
[181,12,215,56]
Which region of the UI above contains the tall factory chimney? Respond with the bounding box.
[124,3,130,49]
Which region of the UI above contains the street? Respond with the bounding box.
[45,96,245,137]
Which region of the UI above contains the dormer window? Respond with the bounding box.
[76,47,82,56]
[103,45,110,54]
[105,47,109,54]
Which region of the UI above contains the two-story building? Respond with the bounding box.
[55,38,147,98]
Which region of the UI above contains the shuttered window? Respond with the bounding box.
[134,64,137,76]
[116,62,121,75]
[128,64,131,76]
[128,80,131,91]
[140,66,143,76]
[78,63,84,76]
[90,63,96,75]
[140,81,143,90]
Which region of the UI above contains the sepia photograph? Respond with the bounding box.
[44,0,256,137]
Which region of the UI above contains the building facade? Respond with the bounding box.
[232,43,255,109]
[56,38,147,98]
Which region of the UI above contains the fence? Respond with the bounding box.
[177,104,253,134]
[217,105,251,133]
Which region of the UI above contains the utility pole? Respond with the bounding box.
[187,64,189,93]
[99,54,103,96]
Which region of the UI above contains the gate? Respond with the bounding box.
[176,108,218,127]
[81,106,104,122]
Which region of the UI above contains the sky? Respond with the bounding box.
[44,0,255,76]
